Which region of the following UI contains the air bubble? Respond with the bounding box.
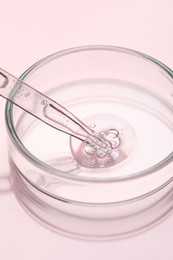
[89,123,96,128]
[70,114,137,169]
[100,131,106,138]
[107,129,119,138]
[96,149,106,158]
[25,92,30,97]
[41,99,47,105]
[84,144,96,155]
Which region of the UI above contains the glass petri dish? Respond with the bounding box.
[6,46,173,241]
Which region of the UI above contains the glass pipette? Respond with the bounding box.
[0,68,110,151]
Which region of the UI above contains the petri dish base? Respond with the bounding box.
[6,46,173,240]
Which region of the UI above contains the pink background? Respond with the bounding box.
[0,0,173,259]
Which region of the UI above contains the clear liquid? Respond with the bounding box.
[70,114,137,168]
[43,103,115,162]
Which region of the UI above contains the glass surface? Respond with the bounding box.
[6,46,173,240]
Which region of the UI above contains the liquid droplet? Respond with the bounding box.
[70,114,137,169]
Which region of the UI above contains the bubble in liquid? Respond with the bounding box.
[41,99,48,105]
[89,123,96,128]
[85,144,96,155]
[85,128,121,161]
[107,129,119,138]
[96,148,106,158]
[70,114,137,169]
[25,92,30,97]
